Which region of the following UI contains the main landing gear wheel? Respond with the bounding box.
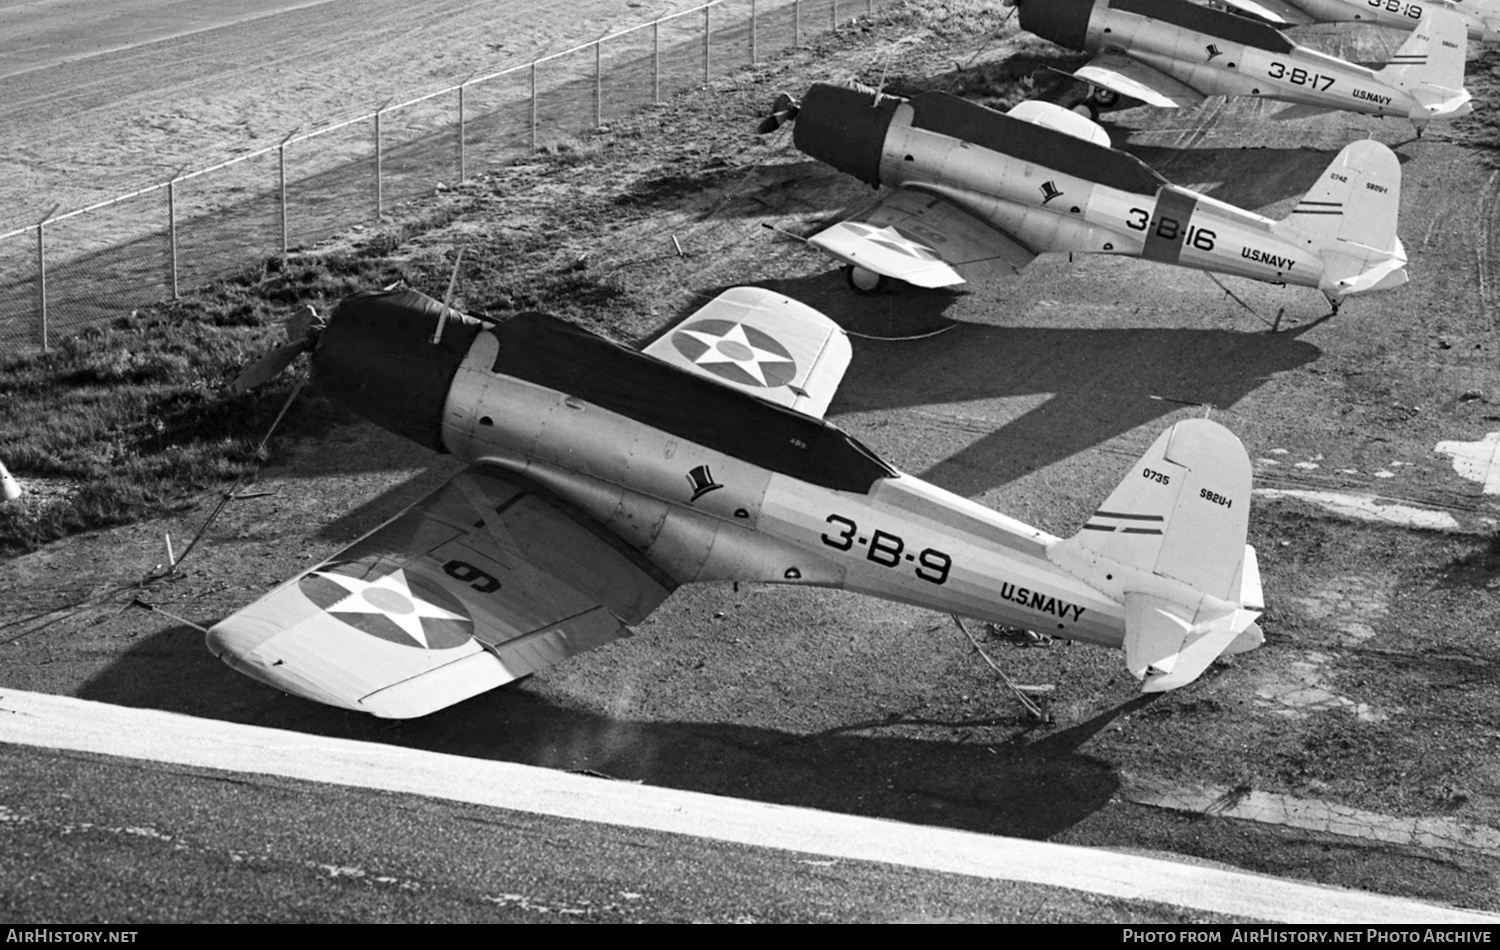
[1071,85,1120,121]
[1069,100,1099,121]
[845,264,888,294]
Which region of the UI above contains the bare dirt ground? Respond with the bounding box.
[0,0,735,231]
[4,0,1500,921]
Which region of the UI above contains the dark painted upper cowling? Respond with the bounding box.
[312,288,482,452]
[792,83,901,187]
[1016,0,1095,51]
[490,312,897,494]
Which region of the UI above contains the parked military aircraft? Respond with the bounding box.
[767,83,1407,309]
[1210,0,1499,44]
[211,286,1265,718]
[1006,0,1472,130]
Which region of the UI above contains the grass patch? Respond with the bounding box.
[0,243,439,553]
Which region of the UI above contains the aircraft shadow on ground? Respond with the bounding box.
[741,273,1323,499]
[77,626,1144,842]
[1124,142,1414,213]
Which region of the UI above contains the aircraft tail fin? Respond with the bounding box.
[1376,9,1473,121]
[1049,419,1263,692]
[1271,140,1409,300]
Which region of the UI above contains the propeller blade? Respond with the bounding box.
[232,339,309,394]
[756,93,799,135]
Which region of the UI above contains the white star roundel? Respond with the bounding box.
[298,567,474,649]
[670,318,797,389]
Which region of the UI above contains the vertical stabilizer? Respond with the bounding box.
[1272,140,1408,299]
[1073,419,1251,602]
[1377,9,1473,120]
[1051,419,1264,692]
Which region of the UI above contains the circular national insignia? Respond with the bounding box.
[670,318,798,389]
[299,564,474,650]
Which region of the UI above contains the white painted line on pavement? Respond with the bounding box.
[1255,488,1462,530]
[1,689,1494,924]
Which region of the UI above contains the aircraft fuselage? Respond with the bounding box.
[435,325,1135,648]
[1288,0,1497,42]
[794,87,1328,289]
[877,99,1322,286]
[1023,0,1463,120]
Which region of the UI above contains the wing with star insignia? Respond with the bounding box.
[641,286,852,418]
[207,466,676,718]
[808,186,1038,289]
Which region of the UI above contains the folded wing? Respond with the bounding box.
[642,286,851,418]
[1073,51,1208,109]
[807,186,1037,289]
[207,466,676,718]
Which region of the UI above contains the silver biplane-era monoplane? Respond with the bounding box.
[766,83,1407,308]
[211,287,1265,718]
[1210,0,1499,45]
[1007,0,1472,130]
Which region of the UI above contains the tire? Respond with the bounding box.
[845,265,887,294]
[1070,100,1100,121]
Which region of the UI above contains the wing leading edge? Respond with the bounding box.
[207,466,676,718]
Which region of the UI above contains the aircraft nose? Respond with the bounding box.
[312,289,483,452]
[1015,0,1095,51]
[792,82,900,188]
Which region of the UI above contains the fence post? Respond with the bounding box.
[531,60,539,150]
[168,178,179,299]
[35,221,46,352]
[374,108,384,220]
[832,0,838,30]
[703,5,710,86]
[279,128,297,253]
[595,39,603,128]
[458,83,467,182]
[751,0,758,62]
[867,0,873,14]
[653,19,660,102]
[795,0,801,46]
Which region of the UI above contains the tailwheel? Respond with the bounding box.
[845,264,888,294]
[1090,86,1120,110]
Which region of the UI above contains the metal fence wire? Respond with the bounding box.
[0,0,889,353]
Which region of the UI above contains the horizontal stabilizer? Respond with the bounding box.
[1319,244,1410,298]
[1126,593,1263,693]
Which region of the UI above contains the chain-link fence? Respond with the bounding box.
[0,0,890,352]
